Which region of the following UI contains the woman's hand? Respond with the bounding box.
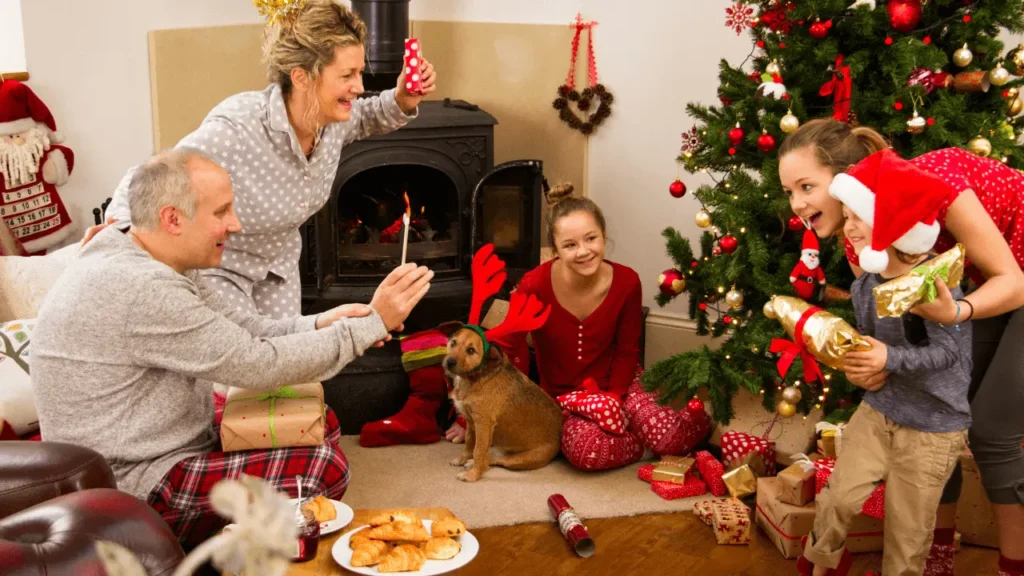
[909,278,960,324]
[80,217,116,248]
[315,303,393,347]
[370,263,434,331]
[843,336,888,380]
[445,422,466,444]
[395,59,436,115]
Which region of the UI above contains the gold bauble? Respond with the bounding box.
[726,288,745,309]
[906,112,926,135]
[781,385,803,404]
[695,209,713,228]
[766,59,782,76]
[777,400,797,418]
[1007,44,1024,76]
[989,63,1011,87]
[953,44,974,68]
[1011,96,1024,117]
[763,300,777,319]
[780,112,800,134]
[968,135,993,157]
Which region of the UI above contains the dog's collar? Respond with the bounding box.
[461,323,491,373]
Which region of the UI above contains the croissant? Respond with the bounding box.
[421,537,461,560]
[430,518,467,538]
[350,540,390,567]
[368,510,421,526]
[349,529,372,550]
[367,521,430,543]
[377,544,426,573]
[301,495,336,523]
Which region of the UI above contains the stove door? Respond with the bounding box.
[469,160,544,287]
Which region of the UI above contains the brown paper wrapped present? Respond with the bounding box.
[711,498,751,545]
[220,383,326,452]
[956,451,1000,548]
[693,498,728,526]
[651,456,695,484]
[755,477,815,558]
[874,244,965,318]
[778,458,817,507]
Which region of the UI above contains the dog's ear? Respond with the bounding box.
[436,321,464,337]
[486,343,503,364]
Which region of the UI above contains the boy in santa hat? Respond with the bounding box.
[797,149,972,576]
[0,79,75,254]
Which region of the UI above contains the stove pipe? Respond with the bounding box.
[351,0,411,92]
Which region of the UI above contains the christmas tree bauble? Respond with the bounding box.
[788,215,804,231]
[1007,88,1024,116]
[809,19,830,40]
[1007,44,1024,76]
[968,135,992,157]
[990,63,1011,87]
[782,386,802,404]
[887,0,922,33]
[728,123,745,146]
[695,209,712,228]
[686,397,705,415]
[757,131,776,152]
[726,288,744,309]
[953,44,974,68]
[906,112,927,134]
[766,59,782,76]
[658,268,686,296]
[780,112,800,133]
[777,400,797,418]
[669,179,687,198]
[720,235,739,254]
[763,301,777,319]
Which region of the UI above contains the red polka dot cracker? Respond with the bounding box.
[721,430,777,476]
[403,38,424,95]
[557,389,627,435]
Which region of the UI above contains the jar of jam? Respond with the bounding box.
[293,507,320,562]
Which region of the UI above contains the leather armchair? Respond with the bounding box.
[0,441,185,575]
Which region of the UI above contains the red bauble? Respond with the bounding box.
[809,18,831,40]
[687,397,705,415]
[699,302,708,311]
[757,132,776,152]
[788,215,805,232]
[669,179,687,198]
[723,315,733,324]
[712,247,722,256]
[888,0,922,33]
[690,261,699,269]
[720,235,739,254]
[658,268,686,296]
[728,124,745,146]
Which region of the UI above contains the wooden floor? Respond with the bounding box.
[450,512,1000,576]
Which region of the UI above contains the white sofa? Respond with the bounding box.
[0,243,78,324]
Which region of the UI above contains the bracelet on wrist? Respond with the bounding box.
[957,298,975,322]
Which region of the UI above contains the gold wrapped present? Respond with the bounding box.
[770,296,871,374]
[651,456,695,484]
[220,383,326,452]
[874,244,966,318]
[722,464,757,499]
[711,498,751,545]
[777,457,817,507]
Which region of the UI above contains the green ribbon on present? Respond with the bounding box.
[911,262,951,303]
[227,386,323,449]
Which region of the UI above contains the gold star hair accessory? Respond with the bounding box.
[253,0,307,25]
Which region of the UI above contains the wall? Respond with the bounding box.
[0,0,26,72]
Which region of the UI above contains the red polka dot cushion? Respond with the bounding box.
[556,388,627,435]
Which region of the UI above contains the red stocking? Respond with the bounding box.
[359,365,447,447]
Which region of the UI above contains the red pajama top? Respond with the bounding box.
[844,147,1024,285]
[493,259,643,399]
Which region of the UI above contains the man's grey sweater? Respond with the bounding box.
[31,227,387,499]
[851,268,972,433]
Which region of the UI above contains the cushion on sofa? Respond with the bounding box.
[0,319,36,436]
[0,243,76,322]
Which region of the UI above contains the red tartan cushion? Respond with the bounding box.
[721,430,777,476]
[695,450,728,497]
[557,389,627,435]
[813,457,885,520]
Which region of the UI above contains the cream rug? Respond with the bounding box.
[339,436,706,529]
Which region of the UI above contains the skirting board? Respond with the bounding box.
[644,310,719,367]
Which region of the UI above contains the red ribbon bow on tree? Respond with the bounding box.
[768,306,825,384]
[819,54,852,123]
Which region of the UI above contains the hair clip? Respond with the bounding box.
[253,0,307,25]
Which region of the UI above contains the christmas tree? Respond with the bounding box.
[644,0,1024,424]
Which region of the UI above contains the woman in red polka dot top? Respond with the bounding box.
[778,119,1024,576]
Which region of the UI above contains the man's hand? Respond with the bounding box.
[80,217,116,248]
[315,303,394,347]
[844,336,888,377]
[370,263,433,332]
[395,59,436,115]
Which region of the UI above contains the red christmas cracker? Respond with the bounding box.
[548,494,595,558]
[696,450,728,497]
[403,38,424,95]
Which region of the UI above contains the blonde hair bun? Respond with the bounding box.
[545,182,575,206]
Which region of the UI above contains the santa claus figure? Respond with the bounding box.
[790,229,826,301]
[0,80,75,255]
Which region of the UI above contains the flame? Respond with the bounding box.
[403,192,411,218]
[420,205,426,216]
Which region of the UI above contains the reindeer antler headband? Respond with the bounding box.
[465,244,551,357]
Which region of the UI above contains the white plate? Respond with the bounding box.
[332,519,479,575]
[288,498,355,536]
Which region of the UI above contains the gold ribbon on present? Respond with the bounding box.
[722,464,757,499]
[873,244,966,318]
[225,386,323,448]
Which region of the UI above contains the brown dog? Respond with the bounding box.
[442,324,562,482]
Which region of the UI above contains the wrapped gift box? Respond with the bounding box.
[693,498,727,526]
[813,457,885,520]
[651,455,696,484]
[721,430,777,477]
[220,383,326,452]
[710,388,822,467]
[711,498,752,545]
[956,451,1000,549]
[755,477,815,558]
[778,458,817,506]
[695,450,728,497]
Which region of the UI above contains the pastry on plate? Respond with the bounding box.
[368,509,421,526]
[367,521,430,543]
[430,517,466,538]
[300,495,336,523]
[377,544,426,573]
[349,528,372,550]
[421,537,461,560]
[350,540,391,567]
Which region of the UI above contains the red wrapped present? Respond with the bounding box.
[638,463,654,483]
[721,430,777,476]
[652,473,707,500]
[814,457,885,520]
[696,450,728,497]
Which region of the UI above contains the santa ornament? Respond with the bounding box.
[0,80,75,254]
[828,149,954,274]
[789,229,826,300]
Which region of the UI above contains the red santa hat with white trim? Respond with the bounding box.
[828,149,955,274]
[0,79,62,141]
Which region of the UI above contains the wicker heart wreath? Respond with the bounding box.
[553,15,613,136]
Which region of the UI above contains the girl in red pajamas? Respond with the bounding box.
[778,119,1024,576]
